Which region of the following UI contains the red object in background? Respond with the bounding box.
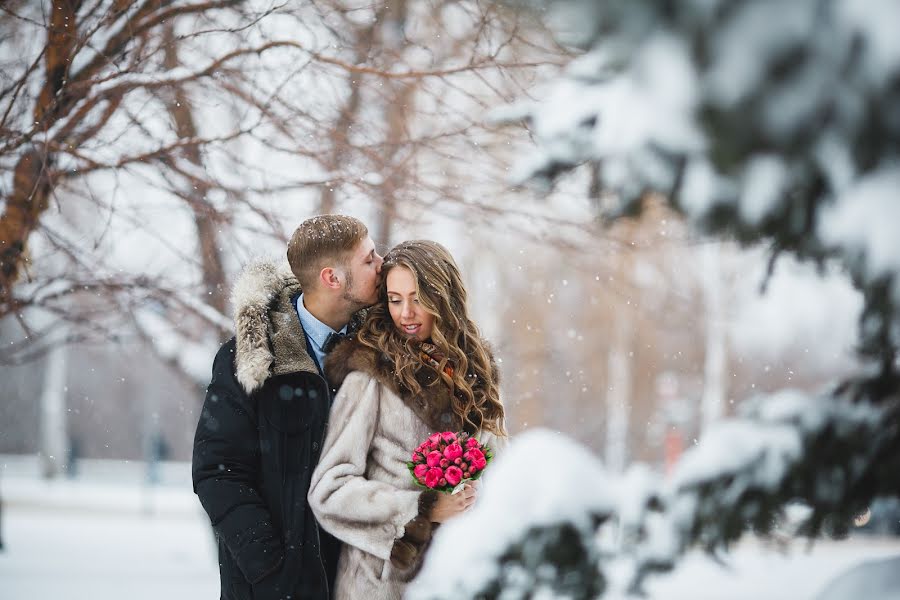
[664,428,684,476]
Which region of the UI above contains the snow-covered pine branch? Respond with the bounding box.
[494,0,900,378]
[465,1,900,596]
[411,388,898,599]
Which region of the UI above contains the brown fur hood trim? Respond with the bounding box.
[231,258,365,394]
[323,337,499,433]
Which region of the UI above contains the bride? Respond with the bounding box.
[308,239,507,600]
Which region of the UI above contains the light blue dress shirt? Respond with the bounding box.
[294,293,347,372]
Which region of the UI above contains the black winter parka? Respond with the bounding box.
[192,261,360,600]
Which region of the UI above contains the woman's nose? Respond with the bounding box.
[401,301,415,319]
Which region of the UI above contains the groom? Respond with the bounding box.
[193,215,383,600]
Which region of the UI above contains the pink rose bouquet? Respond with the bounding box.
[407,431,493,494]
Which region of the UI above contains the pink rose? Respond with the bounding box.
[426,451,443,468]
[440,458,449,469]
[466,438,480,449]
[424,468,443,488]
[413,464,428,478]
[428,433,442,445]
[443,443,463,461]
[463,448,484,463]
[441,431,457,443]
[412,452,422,462]
[445,466,463,486]
[465,448,487,471]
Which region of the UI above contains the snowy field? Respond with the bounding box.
[0,457,219,600]
[1,459,899,600]
[645,537,900,600]
[0,505,218,600]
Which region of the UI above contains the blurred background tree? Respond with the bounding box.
[0,0,864,524]
[408,0,900,597]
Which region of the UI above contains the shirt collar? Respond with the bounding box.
[295,293,347,351]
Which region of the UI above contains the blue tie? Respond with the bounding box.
[323,332,348,354]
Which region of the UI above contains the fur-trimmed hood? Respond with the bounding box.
[230,258,363,394]
[323,337,499,433]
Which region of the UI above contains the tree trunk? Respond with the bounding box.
[700,242,727,432]
[1,151,52,298]
[373,78,414,247]
[605,316,632,473]
[39,329,69,479]
[320,73,365,216]
[370,2,414,247]
[318,13,385,215]
[162,24,228,317]
[0,0,80,299]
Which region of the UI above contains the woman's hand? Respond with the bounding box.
[430,483,478,523]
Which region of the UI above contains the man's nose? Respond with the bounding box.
[375,254,384,273]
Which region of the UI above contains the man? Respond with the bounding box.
[193,215,383,600]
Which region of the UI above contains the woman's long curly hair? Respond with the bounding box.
[356,240,506,436]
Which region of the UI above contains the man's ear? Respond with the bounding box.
[319,266,343,290]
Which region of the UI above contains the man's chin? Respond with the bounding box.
[347,293,379,310]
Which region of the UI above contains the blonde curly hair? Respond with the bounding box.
[356,240,506,436]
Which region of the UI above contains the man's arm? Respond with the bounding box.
[192,340,284,585]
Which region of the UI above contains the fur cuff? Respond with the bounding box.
[389,491,439,570]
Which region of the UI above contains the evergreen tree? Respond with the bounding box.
[412,1,900,597]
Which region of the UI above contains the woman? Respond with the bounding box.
[308,240,507,600]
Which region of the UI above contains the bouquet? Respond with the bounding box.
[407,431,492,494]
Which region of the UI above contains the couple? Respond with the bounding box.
[192,215,508,600]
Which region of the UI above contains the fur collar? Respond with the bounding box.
[231,258,364,394]
[323,337,498,434]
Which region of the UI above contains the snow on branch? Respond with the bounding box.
[494,0,900,385]
[408,429,616,600]
[411,387,898,599]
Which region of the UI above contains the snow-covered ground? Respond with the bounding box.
[0,458,218,600]
[1,457,898,600]
[645,537,900,600]
[0,505,218,600]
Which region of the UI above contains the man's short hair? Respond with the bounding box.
[287,215,368,290]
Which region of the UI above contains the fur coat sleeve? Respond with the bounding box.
[308,371,423,561]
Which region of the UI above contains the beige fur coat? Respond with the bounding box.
[308,339,506,600]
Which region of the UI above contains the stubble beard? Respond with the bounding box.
[341,269,375,311]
